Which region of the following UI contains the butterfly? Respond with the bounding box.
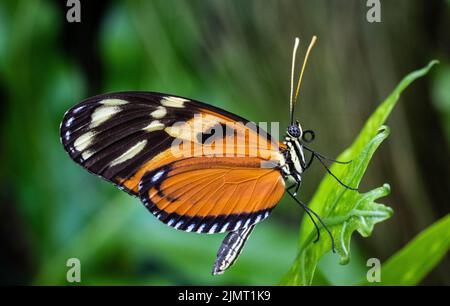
[59,36,355,275]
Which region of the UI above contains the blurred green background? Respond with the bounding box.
[0,0,449,285]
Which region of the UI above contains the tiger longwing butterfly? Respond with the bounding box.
[60,36,355,275]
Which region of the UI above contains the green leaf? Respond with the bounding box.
[363,214,450,286]
[281,60,438,286]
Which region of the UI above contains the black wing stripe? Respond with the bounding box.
[138,165,272,234]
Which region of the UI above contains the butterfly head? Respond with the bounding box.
[287,121,303,139]
[287,121,315,144]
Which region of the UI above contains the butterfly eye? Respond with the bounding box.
[287,125,301,138]
[302,129,315,143]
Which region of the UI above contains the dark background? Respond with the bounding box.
[0,0,449,285]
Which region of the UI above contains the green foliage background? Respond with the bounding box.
[0,0,449,285]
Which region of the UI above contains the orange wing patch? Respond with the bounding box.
[138,157,285,233]
[118,112,284,196]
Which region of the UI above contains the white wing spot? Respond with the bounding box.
[197,224,206,233]
[109,139,147,167]
[81,150,94,161]
[175,220,184,229]
[74,131,96,152]
[161,96,188,108]
[152,170,165,183]
[65,130,71,141]
[90,105,122,128]
[73,105,86,113]
[100,98,128,106]
[186,224,195,232]
[151,106,167,119]
[220,222,230,233]
[233,221,242,231]
[164,125,182,138]
[209,223,218,234]
[143,120,165,132]
[255,215,262,224]
[168,218,175,226]
[65,117,75,127]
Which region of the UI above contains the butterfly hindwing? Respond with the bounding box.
[138,157,285,233]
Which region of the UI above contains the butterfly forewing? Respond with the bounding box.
[61,93,191,194]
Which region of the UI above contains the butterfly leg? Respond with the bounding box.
[287,182,302,197]
[302,146,357,191]
[287,190,336,252]
[303,150,315,170]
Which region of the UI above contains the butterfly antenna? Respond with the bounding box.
[290,37,300,125]
[290,35,318,125]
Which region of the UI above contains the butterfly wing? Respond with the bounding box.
[60,91,285,233]
[138,156,285,233]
